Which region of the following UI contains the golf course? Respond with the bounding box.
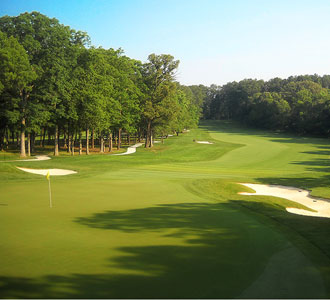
[1,120,330,298]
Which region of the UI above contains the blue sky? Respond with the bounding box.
[1,0,330,86]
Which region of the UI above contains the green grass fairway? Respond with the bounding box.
[1,121,330,298]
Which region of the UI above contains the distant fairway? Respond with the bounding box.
[1,121,330,298]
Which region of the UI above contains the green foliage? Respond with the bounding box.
[203,75,330,136]
[140,54,180,146]
[0,12,201,152]
[0,30,36,150]
[248,92,290,129]
[142,54,179,123]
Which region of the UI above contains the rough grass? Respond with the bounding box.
[0,121,330,298]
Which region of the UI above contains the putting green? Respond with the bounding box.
[0,121,330,298]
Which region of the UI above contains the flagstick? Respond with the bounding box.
[48,176,52,208]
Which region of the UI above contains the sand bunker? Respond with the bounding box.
[238,183,330,218]
[17,167,77,176]
[20,155,51,162]
[112,143,143,156]
[1,155,51,163]
[196,141,214,144]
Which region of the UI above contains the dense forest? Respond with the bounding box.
[201,74,330,136]
[0,12,203,156]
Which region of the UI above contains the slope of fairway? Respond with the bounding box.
[1,121,330,298]
[182,122,322,179]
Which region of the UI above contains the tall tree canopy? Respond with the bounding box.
[0,12,202,155]
[202,75,330,136]
[141,54,180,147]
[0,31,36,154]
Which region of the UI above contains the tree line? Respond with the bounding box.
[202,74,330,136]
[0,12,202,156]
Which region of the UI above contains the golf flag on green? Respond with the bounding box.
[46,171,50,180]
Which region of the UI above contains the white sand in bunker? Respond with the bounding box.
[112,143,143,156]
[195,141,214,144]
[238,183,330,218]
[0,155,51,163]
[17,167,77,176]
[20,155,51,162]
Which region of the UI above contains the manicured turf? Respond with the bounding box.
[1,121,330,298]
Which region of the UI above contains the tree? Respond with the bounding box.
[96,49,142,150]
[0,12,90,156]
[0,31,36,155]
[73,48,111,154]
[168,85,200,135]
[248,92,290,129]
[141,54,179,148]
[189,84,208,119]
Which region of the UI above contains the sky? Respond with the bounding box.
[1,0,330,86]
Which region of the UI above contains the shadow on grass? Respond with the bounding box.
[76,203,243,233]
[257,174,330,190]
[289,145,330,173]
[291,159,330,173]
[1,201,329,298]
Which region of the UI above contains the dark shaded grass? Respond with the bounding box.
[1,200,322,299]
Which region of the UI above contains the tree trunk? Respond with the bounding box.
[108,132,113,152]
[128,134,130,145]
[27,133,31,156]
[79,132,82,155]
[64,131,67,149]
[100,136,104,153]
[150,130,153,148]
[31,132,35,153]
[3,129,6,149]
[54,125,59,156]
[17,132,20,149]
[6,130,8,148]
[42,128,46,148]
[0,133,4,151]
[4,129,9,149]
[0,132,4,151]
[138,130,141,142]
[117,128,122,150]
[86,127,90,155]
[145,133,148,148]
[145,123,150,148]
[39,128,43,146]
[71,133,75,156]
[47,130,51,145]
[67,134,71,153]
[91,128,95,149]
[6,129,10,149]
[145,121,152,148]
[20,117,26,157]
